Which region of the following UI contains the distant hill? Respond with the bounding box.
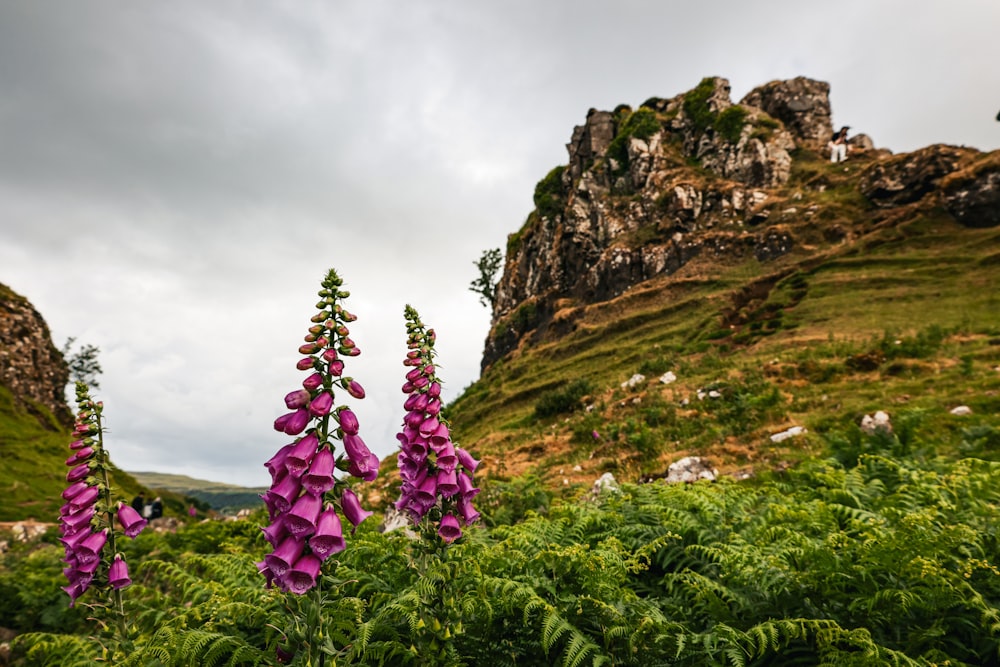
[129,471,266,514]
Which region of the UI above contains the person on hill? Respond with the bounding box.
[131,494,144,513]
[829,126,850,163]
[150,497,163,519]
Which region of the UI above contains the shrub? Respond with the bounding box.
[534,379,593,418]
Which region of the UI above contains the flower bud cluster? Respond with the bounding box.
[259,269,377,595]
[394,306,480,543]
[59,383,145,605]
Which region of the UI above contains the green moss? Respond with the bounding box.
[606,108,662,178]
[682,77,718,135]
[533,165,567,220]
[715,106,749,143]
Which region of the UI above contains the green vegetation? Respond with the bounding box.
[681,77,751,144]
[533,165,568,220]
[604,108,662,179]
[6,434,1000,665]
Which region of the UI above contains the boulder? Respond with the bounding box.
[942,153,1000,228]
[860,410,893,435]
[665,456,717,483]
[950,405,973,416]
[740,76,834,147]
[860,144,979,207]
[770,425,807,443]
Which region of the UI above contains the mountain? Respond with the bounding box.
[444,76,1000,491]
[128,471,266,514]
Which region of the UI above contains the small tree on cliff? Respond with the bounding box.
[469,248,502,308]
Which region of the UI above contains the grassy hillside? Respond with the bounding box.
[129,471,267,514]
[445,148,1000,495]
[0,386,150,522]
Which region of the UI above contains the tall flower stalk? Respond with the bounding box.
[259,268,378,664]
[59,382,146,644]
[395,305,480,542]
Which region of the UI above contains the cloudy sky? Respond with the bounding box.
[2,2,998,487]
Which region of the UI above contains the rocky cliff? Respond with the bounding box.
[482,76,1000,370]
[0,283,72,427]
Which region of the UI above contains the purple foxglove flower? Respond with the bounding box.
[336,408,359,435]
[309,507,345,560]
[67,485,100,512]
[68,439,87,450]
[411,375,430,389]
[428,382,441,398]
[261,520,288,548]
[347,452,379,482]
[285,553,322,595]
[405,366,423,382]
[403,410,424,429]
[402,392,421,411]
[265,442,297,481]
[340,337,356,349]
[418,416,440,439]
[343,433,372,464]
[308,391,333,417]
[457,471,481,500]
[284,389,311,409]
[62,505,96,531]
[458,497,481,525]
[455,447,480,473]
[262,474,302,517]
[415,476,437,506]
[302,372,324,391]
[436,469,459,498]
[298,342,319,355]
[424,398,442,416]
[74,529,108,567]
[61,481,91,501]
[340,488,372,527]
[429,422,451,449]
[322,348,338,362]
[257,561,275,589]
[62,580,89,606]
[438,514,462,543]
[402,438,428,459]
[435,443,457,473]
[329,359,345,376]
[265,535,305,578]
[65,463,91,483]
[108,555,131,589]
[285,492,322,538]
[273,412,293,432]
[345,380,365,399]
[117,502,148,538]
[296,357,316,371]
[402,357,421,367]
[284,433,319,477]
[282,408,311,436]
[65,447,94,466]
[301,447,335,496]
[402,381,415,394]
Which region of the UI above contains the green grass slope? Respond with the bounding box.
[0,386,148,522]
[446,148,1000,494]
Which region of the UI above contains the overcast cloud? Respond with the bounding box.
[2,1,998,487]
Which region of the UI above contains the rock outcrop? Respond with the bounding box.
[0,283,72,427]
[941,153,1000,228]
[739,76,833,148]
[481,75,998,371]
[859,144,979,207]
